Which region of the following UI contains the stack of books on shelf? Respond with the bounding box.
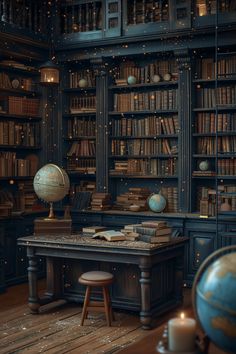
[120,224,140,241]
[90,192,112,211]
[8,97,40,116]
[134,220,172,244]
[113,187,151,211]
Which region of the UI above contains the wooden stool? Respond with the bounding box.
[78,270,114,326]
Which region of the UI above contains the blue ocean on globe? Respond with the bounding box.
[148,194,166,213]
[196,253,236,353]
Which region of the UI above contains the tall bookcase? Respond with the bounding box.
[61,62,97,210]
[0,60,42,214]
[108,56,179,212]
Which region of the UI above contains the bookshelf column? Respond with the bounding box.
[92,59,109,193]
[176,50,192,212]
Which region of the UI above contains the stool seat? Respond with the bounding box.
[80,271,114,283]
[78,270,114,326]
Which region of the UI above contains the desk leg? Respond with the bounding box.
[139,258,152,330]
[44,257,63,301]
[27,248,40,313]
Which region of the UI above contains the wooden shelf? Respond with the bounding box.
[109,154,178,159]
[109,81,178,90]
[63,87,96,93]
[109,110,178,116]
[110,134,178,139]
[109,174,178,179]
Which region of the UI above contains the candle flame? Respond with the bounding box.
[180,312,185,319]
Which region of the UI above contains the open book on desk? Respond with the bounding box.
[92,230,125,241]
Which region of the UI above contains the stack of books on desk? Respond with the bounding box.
[82,225,107,236]
[134,220,172,243]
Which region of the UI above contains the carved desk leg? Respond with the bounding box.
[139,257,152,330]
[27,247,40,313]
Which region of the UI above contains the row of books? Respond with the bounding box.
[67,117,96,138]
[195,112,236,133]
[159,186,178,213]
[67,157,96,173]
[116,59,178,84]
[111,115,179,136]
[111,138,178,156]
[195,55,236,80]
[218,159,236,175]
[196,85,236,108]
[61,1,102,34]
[70,96,96,113]
[7,96,40,116]
[127,0,169,25]
[69,70,95,88]
[67,140,96,157]
[0,153,38,177]
[195,0,236,17]
[113,90,178,112]
[109,158,178,176]
[196,136,236,154]
[15,181,38,212]
[0,121,40,147]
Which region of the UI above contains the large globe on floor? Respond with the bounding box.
[193,247,236,353]
[147,193,166,212]
[33,163,70,203]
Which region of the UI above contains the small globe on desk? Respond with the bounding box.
[33,163,70,219]
[192,245,236,353]
[147,193,166,213]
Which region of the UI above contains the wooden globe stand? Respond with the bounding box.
[45,202,55,220]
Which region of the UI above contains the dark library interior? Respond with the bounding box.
[0,1,236,353]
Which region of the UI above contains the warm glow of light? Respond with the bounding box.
[180,312,185,319]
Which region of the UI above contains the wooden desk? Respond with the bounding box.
[17,235,188,329]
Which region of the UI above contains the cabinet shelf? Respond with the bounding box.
[65,155,95,159]
[110,134,178,139]
[109,81,178,90]
[193,107,236,112]
[67,171,96,177]
[193,77,236,84]
[0,113,41,121]
[65,136,96,141]
[0,176,34,181]
[0,145,41,150]
[0,64,39,76]
[109,154,178,159]
[109,174,178,179]
[193,132,236,136]
[63,87,96,93]
[63,112,96,118]
[0,88,40,97]
[109,110,178,116]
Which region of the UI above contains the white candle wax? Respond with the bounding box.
[168,314,196,352]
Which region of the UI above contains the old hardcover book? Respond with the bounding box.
[82,225,107,234]
[92,230,125,241]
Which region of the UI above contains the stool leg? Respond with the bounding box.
[103,287,111,326]
[105,286,115,321]
[81,286,91,326]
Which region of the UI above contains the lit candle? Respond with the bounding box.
[168,313,196,352]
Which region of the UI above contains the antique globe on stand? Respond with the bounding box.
[33,163,70,219]
[147,193,166,213]
[192,245,236,353]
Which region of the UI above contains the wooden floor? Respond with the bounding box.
[0,282,225,354]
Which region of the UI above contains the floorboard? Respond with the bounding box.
[0,282,227,354]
